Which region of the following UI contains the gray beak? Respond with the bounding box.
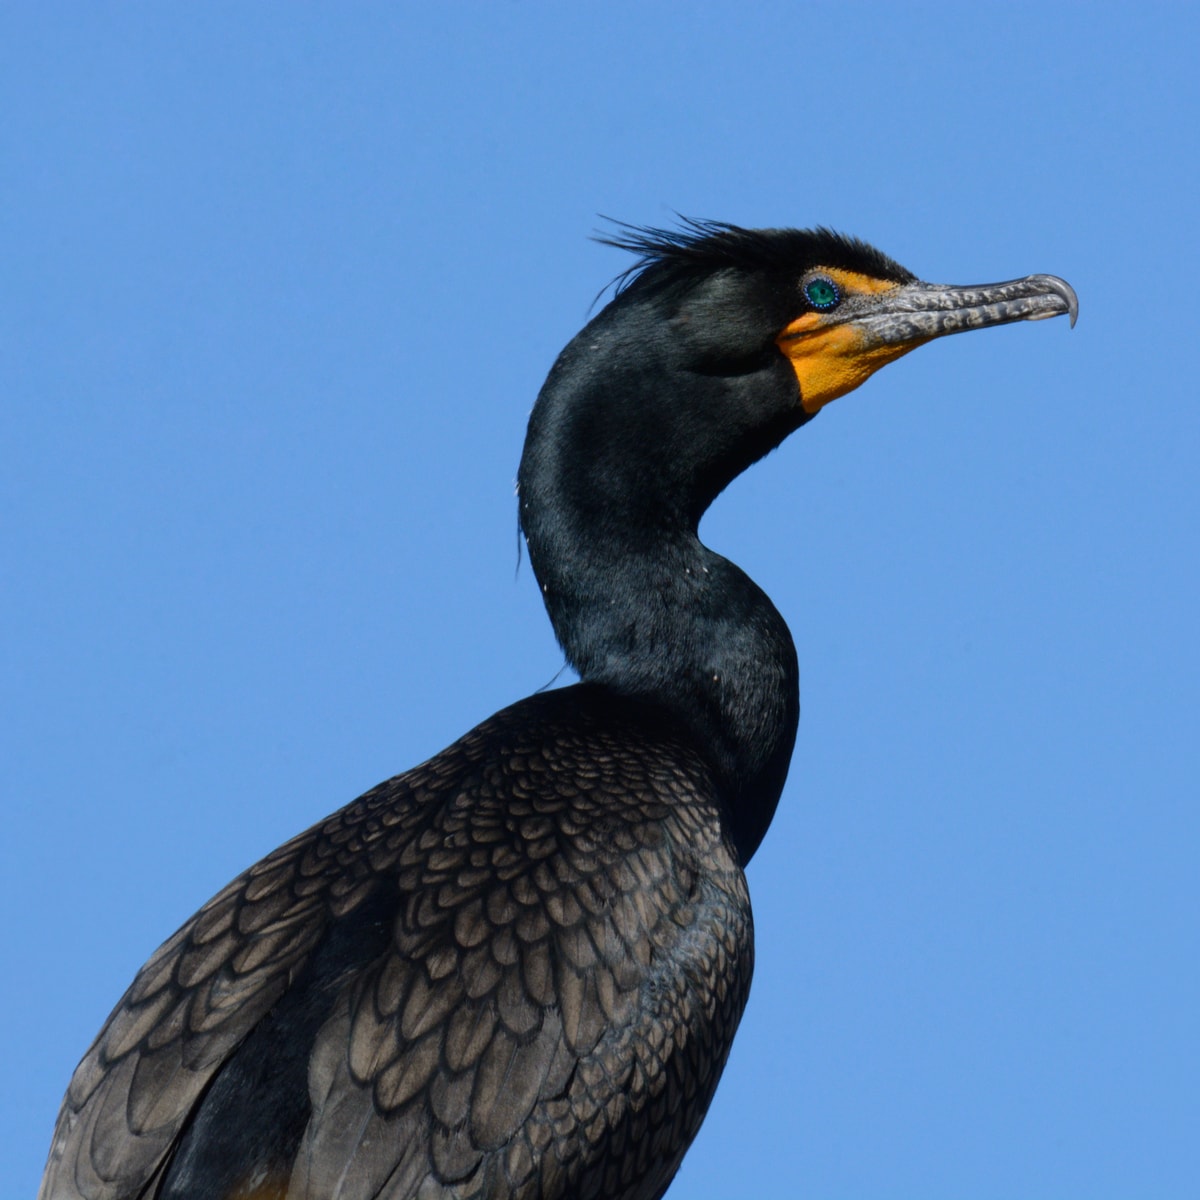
[850,274,1078,347]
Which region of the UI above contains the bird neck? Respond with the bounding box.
[519,467,798,867]
[516,297,814,863]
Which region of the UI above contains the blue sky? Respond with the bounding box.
[3,5,1197,1197]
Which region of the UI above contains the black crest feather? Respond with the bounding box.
[594,217,914,300]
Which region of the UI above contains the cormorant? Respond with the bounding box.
[40,222,1076,1200]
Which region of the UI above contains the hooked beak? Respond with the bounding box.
[850,274,1078,341]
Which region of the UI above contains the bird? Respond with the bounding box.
[40,221,1076,1200]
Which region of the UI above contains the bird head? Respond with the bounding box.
[522,221,1076,541]
[602,219,1077,416]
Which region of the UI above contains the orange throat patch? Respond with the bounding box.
[775,269,925,414]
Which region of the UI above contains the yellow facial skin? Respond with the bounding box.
[775,268,928,415]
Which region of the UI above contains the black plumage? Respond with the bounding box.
[40,223,1075,1200]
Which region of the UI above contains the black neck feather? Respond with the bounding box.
[518,288,810,864]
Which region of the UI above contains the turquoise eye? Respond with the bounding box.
[804,275,840,310]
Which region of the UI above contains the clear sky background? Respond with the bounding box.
[3,5,1197,1197]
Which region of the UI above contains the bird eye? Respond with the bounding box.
[803,275,840,311]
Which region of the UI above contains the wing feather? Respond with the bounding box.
[40,691,754,1200]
